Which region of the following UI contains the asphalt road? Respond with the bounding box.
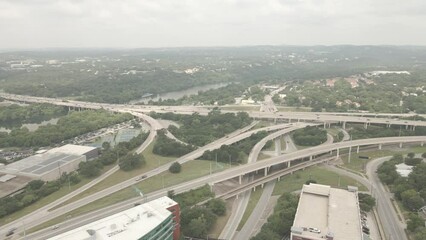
[366,157,407,240]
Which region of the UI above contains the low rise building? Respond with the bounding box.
[291,184,363,240]
[48,196,180,240]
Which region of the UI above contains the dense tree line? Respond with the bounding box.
[0,110,133,148]
[349,124,426,140]
[201,131,271,164]
[377,153,426,236]
[251,193,299,240]
[152,130,196,157]
[0,126,148,220]
[292,126,327,146]
[0,103,66,128]
[0,172,80,218]
[169,185,226,238]
[150,110,252,146]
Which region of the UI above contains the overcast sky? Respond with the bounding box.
[1,0,425,49]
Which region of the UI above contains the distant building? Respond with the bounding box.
[0,144,98,181]
[48,196,180,240]
[290,184,363,240]
[395,163,414,177]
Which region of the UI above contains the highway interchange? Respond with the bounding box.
[0,93,425,240]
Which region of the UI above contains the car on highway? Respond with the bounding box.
[5,227,17,237]
[135,175,147,181]
[51,225,59,230]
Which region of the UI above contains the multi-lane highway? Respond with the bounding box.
[1,93,424,239]
[2,93,426,129]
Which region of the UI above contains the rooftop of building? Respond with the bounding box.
[0,144,96,176]
[48,197,177,240]
[292,184,362,240]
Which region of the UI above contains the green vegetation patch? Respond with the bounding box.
[0,110,133,148]
[292,126,327,146]
[273,166,368,196]
[0,103,66,128]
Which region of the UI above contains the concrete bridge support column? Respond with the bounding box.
[275,138,282,156]
[264,167,268,176]
[364,122,368,129]
[421,142,424,147]
[378,144,382,150]
[239,175,242,185]
[336,148,340,157]
[413,126,416,131]
[323,122,327,129]
[297,118,300,123]
[357,146,360,153]
[287,161,291,168]
[406,125,409,130]
[309,155,313,161]
[399,142,403,148]
[289,118,292,123]
[342,121,346,129]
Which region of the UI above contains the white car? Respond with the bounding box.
[308,227,321,234]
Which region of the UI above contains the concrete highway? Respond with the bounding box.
[236,132,300,240]
[2,93,426,129]
[0,92,424,239]
[2,121,286,237]
[20,136,423,240]
[219,124,309,239]
[367,157,407,240]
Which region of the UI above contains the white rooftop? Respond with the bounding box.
[49,144,97,155]
[396,163,414,177]
[48,197,177,240]
[292,184,362,240]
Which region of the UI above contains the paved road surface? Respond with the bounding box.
[367,157,407,240]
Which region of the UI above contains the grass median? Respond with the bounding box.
[29,159,230,233]
[0,164,115,226]
[51,140,176,210]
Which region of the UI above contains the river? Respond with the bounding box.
[0,118,59,133]
[130,82,229,104]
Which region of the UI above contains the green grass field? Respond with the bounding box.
[29,159,230,233]
[272,166,368,196]
[0,164,115,226]
[340,146,426,172]
[237,187,264,230]
[52,140,177,209]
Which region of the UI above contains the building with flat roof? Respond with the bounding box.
[48,196,180,240]
[290,184,363,240]
[0,144,98,182]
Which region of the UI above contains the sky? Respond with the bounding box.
[1,0,426,49]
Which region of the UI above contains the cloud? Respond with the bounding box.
[0,0,425,48]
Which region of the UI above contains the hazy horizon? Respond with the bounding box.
[1,0,426,49]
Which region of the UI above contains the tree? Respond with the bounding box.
[102,141,111,151]
[407,214,425,232]
[187,217,208,238]
[305,179,317,185]
[207,199,226,216]
[119,153,145,171]
[407,152,416,159]
[358,193,376,212]
[414,227,426,240]
[167,190,175,199]
[421,152,426,159]
[27,180,45,190]
[401,189,425,211]
[169,162,182,173]
[79,161,102,178]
